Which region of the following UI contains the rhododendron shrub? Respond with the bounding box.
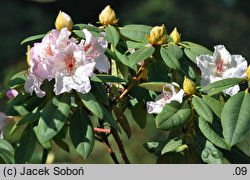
[0,6,250,164]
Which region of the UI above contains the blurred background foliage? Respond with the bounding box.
[1,0,250,163]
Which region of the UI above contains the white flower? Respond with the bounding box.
[197,45,247,96]
[79,29,110,73]
[147,82,184,114]
[53,42,95,95]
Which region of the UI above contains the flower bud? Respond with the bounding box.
[170,27,181,44]
[26,45,31,66]
[55,11,73,31]
[246,65,250,80]
[183,76,196,95]
[147,25,167,46]
[99,5,118,26]
[6,89,19,99]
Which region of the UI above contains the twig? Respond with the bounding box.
[111,127,130,164]
[102,138,119,164]
[94,127,111,134]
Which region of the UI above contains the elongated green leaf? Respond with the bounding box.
[91,82,109,106]
[222,146,250,164]
[6,93,44,116]
[0,139,14,164]
[73,24,101,32]
[8,71,26,87]
[53,137,70,153]
[201,140,223,164]
[203,95,224,118]
[160,47,180,69]
[198,117,230,150]
[37,94,71,143]
[161,138,183,155]
[70,109,94,159]
[72,30,85,38]
[167,44,183,60]
[33,126,52,150]
[130,100,147,129]
[183,41,212,63]
[78,93,120,131]
[139,82,166,92]
[21,34,46,45]
[125,41,145,49]
[192,96,213,123]
[17,110,41,126]
[156,101,191,130]
[221,92,250,146]
[128,46,155,66]
[90,74,126,83]
[14,126,37,163]
[200,78,245,92]
[119,24,152,42]
[113,106,131,138]
[105,25,119,47]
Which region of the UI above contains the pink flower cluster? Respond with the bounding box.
[25,28,110,97]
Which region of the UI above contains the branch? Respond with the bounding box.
[111,127,130,164]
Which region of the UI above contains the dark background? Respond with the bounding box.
[1,0,250,163]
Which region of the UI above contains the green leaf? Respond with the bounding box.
[6,93,44,116]
[90,74,126,83]
[139,82,166,92]
[119,24,152,42]
[198,117,230,150]
[17,109,41,126]
[160,47,180,69]
[72,30,85,38]
[21,34,46,45]
[202,95,224,118]
[53,137,70,153]
[105,25,120,47]
[156,101,191,130]
[0,139,14,164]
[8,71,26,87]
[221,92,250,146]
[91,82,109,106]
[161,138,183,155]
[73,24,101,32]
[130,100,147,129]
[37,94,71,143]
[201,140,224,164]
[222,146,250,163]
[14,126,37,163]
[183,41,212,63]
[78,93,120,131]
[33,126,52,150]
[192,96,214,123]
[128,46,155,66]
[113,106,131,138]
[200,78,245,95]
[167,44,183,60]
[70,109,94,159]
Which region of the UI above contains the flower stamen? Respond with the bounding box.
[64,54,76,75]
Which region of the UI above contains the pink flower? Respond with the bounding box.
[79,29,110,73]
[25,28,110,97]
[6,89,18,99]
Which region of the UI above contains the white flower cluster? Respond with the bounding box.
[197,45,247,96]
[25,28,110,97]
